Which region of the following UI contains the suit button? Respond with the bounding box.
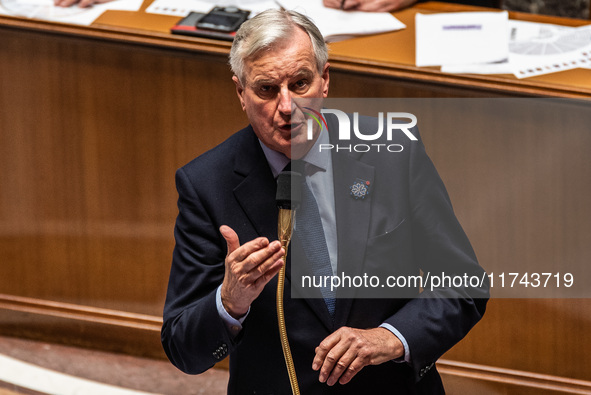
[213,344,228,360]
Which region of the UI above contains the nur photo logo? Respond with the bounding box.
[303,107,418,153]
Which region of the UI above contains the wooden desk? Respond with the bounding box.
[1,2,590,393]
[95,1,591,98]
[1,1,590,98]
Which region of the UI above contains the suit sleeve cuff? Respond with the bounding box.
[379,323,411,364]
[216,285,249,338]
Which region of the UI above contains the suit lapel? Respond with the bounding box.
[232,128,278,241]
[322,112,375,327]
[332,149,375,326]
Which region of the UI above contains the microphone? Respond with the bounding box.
[277,170,302,206]
[275,167,302,395]
[276,169,302,245]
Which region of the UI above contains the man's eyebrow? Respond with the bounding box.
[292,68,315,79]
[250,68,316,86]
[251,78,277,86]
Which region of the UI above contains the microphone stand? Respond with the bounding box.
[276,170,301,395]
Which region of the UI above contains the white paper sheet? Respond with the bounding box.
[277,0,405,42]
[415,11,509,67]
[508,20,591,78]
[0,0,142,25]
[436,18,591,78]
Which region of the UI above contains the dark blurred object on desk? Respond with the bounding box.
[503,0,590,20]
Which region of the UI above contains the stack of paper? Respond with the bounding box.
[415,11,591,78]
[507,20,591,78]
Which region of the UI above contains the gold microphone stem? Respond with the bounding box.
[277,208,300,395]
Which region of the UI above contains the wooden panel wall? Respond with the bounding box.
[1,25,590,393]
[417,100,591,382]
[0,26,244,356]
[0,27,245,314]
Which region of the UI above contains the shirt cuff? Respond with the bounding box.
[216,285,249,338]
[379,323,411,364]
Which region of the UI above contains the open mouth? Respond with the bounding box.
[277,121,303,134]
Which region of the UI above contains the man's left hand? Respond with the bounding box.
[312,327,404,386]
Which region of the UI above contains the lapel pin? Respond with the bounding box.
[350,178,370,200]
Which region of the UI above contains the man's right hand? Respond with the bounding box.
[323,0,417,12]
[54,0,115,8]
[219,225,285,319]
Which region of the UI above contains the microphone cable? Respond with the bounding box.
[276,169,302,395]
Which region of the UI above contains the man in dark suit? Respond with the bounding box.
[161,9,489,394]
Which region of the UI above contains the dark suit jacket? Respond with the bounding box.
[161,115,489,394]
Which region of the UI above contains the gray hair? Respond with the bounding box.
[229,9,328,83]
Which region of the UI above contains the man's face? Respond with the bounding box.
[233,27,330,159]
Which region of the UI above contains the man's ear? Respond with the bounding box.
[233,76,246,111]
[321,63,330,98]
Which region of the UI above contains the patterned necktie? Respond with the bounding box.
[291,160,336,317]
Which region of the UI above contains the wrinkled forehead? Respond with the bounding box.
[249,26,312,59]
[244,29,315,74]
[239,27,320,77]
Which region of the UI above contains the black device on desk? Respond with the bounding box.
[171,6,250,41]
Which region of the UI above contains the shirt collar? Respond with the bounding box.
[259,142,290,179]
[258,126,329,178]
